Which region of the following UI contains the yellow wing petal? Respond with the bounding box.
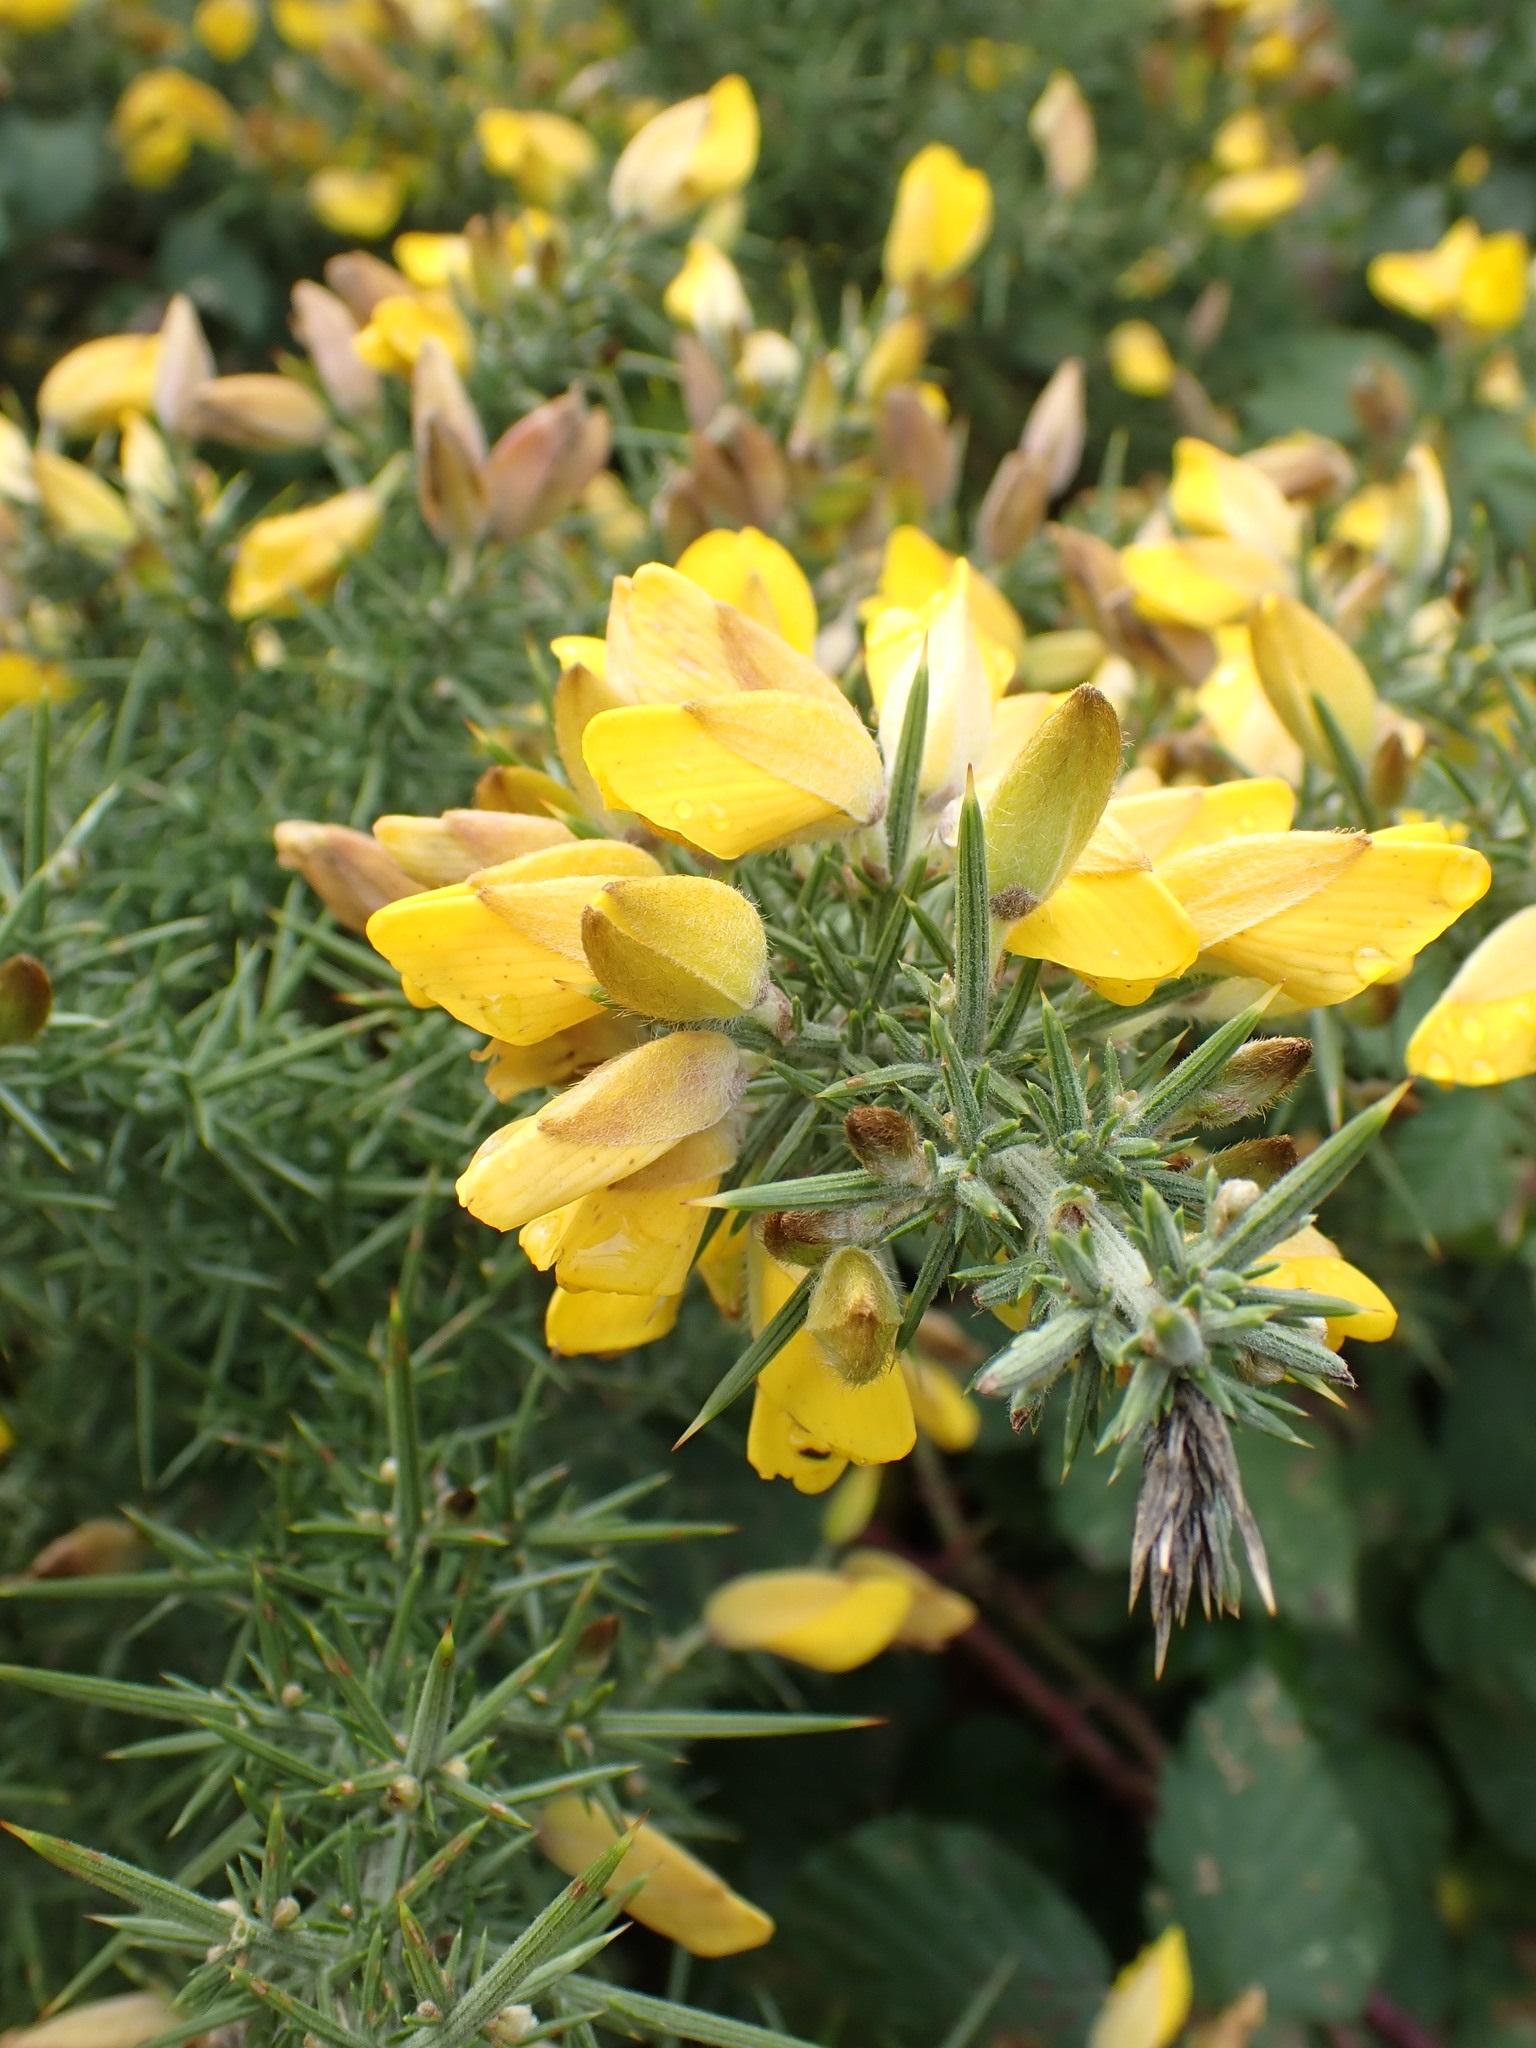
[1004,870,1200,990]
[745,1387,848,1493]
[1407,986,1536,1087]
[703,1566,912,1669]
[1108,776,1296,862]
[366,887,602,1043]
[1157,831,1366,948]
[544,1285,679,1354]
[536,1799,773,1957]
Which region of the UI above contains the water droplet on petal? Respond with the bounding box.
[674,798,694,822]
[1352,944,1389,982]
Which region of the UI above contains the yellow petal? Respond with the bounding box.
[479,1015,641,1103]
[458,1031,745,1231]
[1157,830,1366,947]
[883,142,994,291]
[609,75,758,226]
[536,1798,773,1957]
[1089,1927,1193,2048]
[226,487,379,617]
[582,873,768,1020]
[663,238,753,339]
[1107,775,1296,863]
[1179,836,1492,1006]
[900,1353,981,1451]
[874,525,1026,665]
[745,1386,849,1494]
[1249,592,1378,769]
[1108,321,1175,397]
[1367,219,1479,323]
[704,1566,912,1670]
[33,451,135,557]
[1004,870,1200,993]
[1459,230,1528,333]
[372,809,572,888]
[840,1549,978,1649]
[1194,626,1305,785]
[1203,163,1307,231]
[1260,1229,1397,1344]
[583,694,885,858]
[1170,438,1300,561]
[530,1123,737,1296]
[1406,904,1536,1086]
[984,686,1125,916]
[871,564,997,802]
[821,1463,882,1544]
[545,1285,680,1354]
[675,527,818,656]
[1122,538,1289,629]
[38,333,160,436]
[752,1241,916,1466]
[0,1995,181,2048]
[307,167,404,242]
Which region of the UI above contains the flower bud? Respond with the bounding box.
[664,238,752,341]
[1249,592,1377,769]
[975,449,1049,562]
[121,413,177,513]
[34,451,135,558]
[373,808,571,888]
[1020,356,1087,496]
[187,374,331,451]
[806,1248,902,1386]
[877,384,957,513]
[581,874,769,1021]
[843,1106,926,1186]
[0,1993,180,2048]
[857,313,928,401]
[274,820,420,932]
[984,685,1122,921]
[292,280,382,420]
[27,1517,146,1579]
[153,293,214,436]
[483,387,612,543]
[676,332,727,431]
[0,953,52,1045]
[883,142,993,292]
[485,2007,536,2046]
[411,338,488,554]
[384,1771,422,1812]
[1204,1136,1299,1187]
[1174,1037,1312,1130]
[1245,432,1355,503]
[609,76,760,228]
[690,407,788,528]
[1029,71,1096,195]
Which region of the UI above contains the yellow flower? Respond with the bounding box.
[1368,219,1529,334]
[226,487,381,618]
[675,527,817,655]
[1211,108,1271,173]
[37,333,159,437]
[1259,1226,1397,1346]
[307,167,405,242]
[1406,904,1536,1087]
[840,1550,977,1648]
[0,0,80,30]
[901,1352,980,1450]
[33,451,135,558]
[1108,321,1175,397]
[353,291,471,375]
[609,75,760,227]
[581,566,885,859]
[478,1014,641,1103]
[866,524,1025,682]
[392,232,472,291]
[536,1799,772,1958]
[544,1285,681,1356]
[456,1029,747,1234]
[193,0,259,59]
[1170,437,1300,562]
[662,238,752,340]
[704,1566,914,1670]
[857,313,930,399]
[1247,591,1379,770]
[0,652,70,711]
[582,874,770,1022]
[475,109,599,204]
[1153,825,1490,1007]
[1029,71,1096,195]
[1121,536,1288,629]
[1204,162,1307,231]
[112,69,238,188]
[1089,1928,1193,2048]
[366,840,658,1043]
[867,560,997,809]
[748,1239,916,1481]
[272,0,385,46]
[371,808,571,888]
[1196,626,1305,784]
[883,142,994,292]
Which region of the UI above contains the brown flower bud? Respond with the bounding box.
[1051,523,1216,686]
[1245,433,1355,503]
[28,1517,147,1579]
[652,466,712,555]
[1349,358,1413,445]
[273,821,420,933]
[0,953,51,1045]
[976,449,1049,563]
[759,1208,853,1266]
[153,293,215,437]
[412,339,489,554]
[1369,727,1411,812]
[676,331,726,431]
[372,808,571,888]
[877,384,957,514]
[187,374,331,451]
[291,280,382,420]
[844,1105,926,1186]
[1177,1037,1312,1131]
[690,406,788,528]
[323,250,411,322]
[1019,356,1086,497]
[484,388,613,543]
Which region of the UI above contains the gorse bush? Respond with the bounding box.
[3,5,1536,2048]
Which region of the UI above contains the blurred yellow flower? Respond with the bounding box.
[192,0,259,60]
[675,527,817,654]
[112,69,238,188]
[308,167,405,241]
[883,142,993,292]
[1407,904,1536,1087]
[1029,71,1096,195]
[1212,108,1270,172]
[34,451,135,558]
[353,291,471,375]
[0,652,71,710]
[704,1566,913,1670]
[1108,320,1175,396]
[273,0,385,47]
[1368,219,1529,334]
[1260,1226,1397,1345]
[392,231,471,291]
[38,333,159,437]
[226,487,381,618]
[609,74,759,226]
[0,0,80,28]
[1204,162,1307,231]
[475,109,599,204]
[858,312,929,399]
[1089,1928,1192,2048]
[536,1799,773,1957]
[662,238,752,340]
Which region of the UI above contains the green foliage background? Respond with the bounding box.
[4,3,1536,2047]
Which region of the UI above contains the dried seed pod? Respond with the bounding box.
[0,953,51,1045]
